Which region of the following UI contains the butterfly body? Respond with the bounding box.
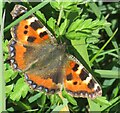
[8,5,102,99]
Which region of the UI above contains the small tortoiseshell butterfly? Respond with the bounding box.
[8,5,102,99]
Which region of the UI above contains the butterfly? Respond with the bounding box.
[8,4,102,99]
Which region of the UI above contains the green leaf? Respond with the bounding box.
[50,1,78,11]
[10,77,29,101]
[51,98,68,112]
[67,18,110,40]
[50,1,60,11]
[47,17,56,31]
[86,37,99,44]
[100,96,120,111]
[67,19,84,32]
[37,93,46,107]
[35,10,46,22]
[3,39,9,53]
[62,90,77,105]
[111,86,119,98]
[4,69,17,83]
[66,31,87,40]
[71,38,90,66]
[49,94,61,105]
[28,93,43,103]
[103,79,116,87]
[94,96,111,106]
[6,84,14,97]
[59,19,69,36]
[59,2,77,10]
[94,69,119,78]
[7,107,15,112]
[88,99,101,111]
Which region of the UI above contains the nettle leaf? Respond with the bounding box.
[66,31,87,40]
[86,36,100,44]
[6,84,14,97]
[50,1,60,11]
[67,19,84,32]
[35,10,46,23]
[4,68,18,83]
[47,17,56,31]
[59,19,69,36]
[59,2,78,10]
[50,1,78,11]
[66,19,110,40]
[10,77,29,101]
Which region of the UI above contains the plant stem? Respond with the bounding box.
[90,28,118,64]
[57,7,63,26]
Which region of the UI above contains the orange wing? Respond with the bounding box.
[9,5,57,71]
[8,5,63,93]
[64,55,102,99]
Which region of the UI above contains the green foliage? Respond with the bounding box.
[66,19,110,40]
[3,1,120,113]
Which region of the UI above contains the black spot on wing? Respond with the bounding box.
[66,73,73,81]
[39,31,47,38]
[24,30,28,34]
[27,36,36,42]
[73,81,77,85]
[87,79,95,89]
[30,20,43,30]
[72,64,79,71]
[79,69,88,80]
[24,25,28,29]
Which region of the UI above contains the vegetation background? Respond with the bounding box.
[1,1,120,113]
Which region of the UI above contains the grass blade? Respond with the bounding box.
[4,1,49,32]
[89,3,119,54]
[90,28,118,64]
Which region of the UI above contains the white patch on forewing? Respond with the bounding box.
[94,83,99,90]
[83,77,91,84]
[88,73,92,78]
[37,26,46,34]
[75,64,84,75]
[26,17,38,25]
[83,73,92,84]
